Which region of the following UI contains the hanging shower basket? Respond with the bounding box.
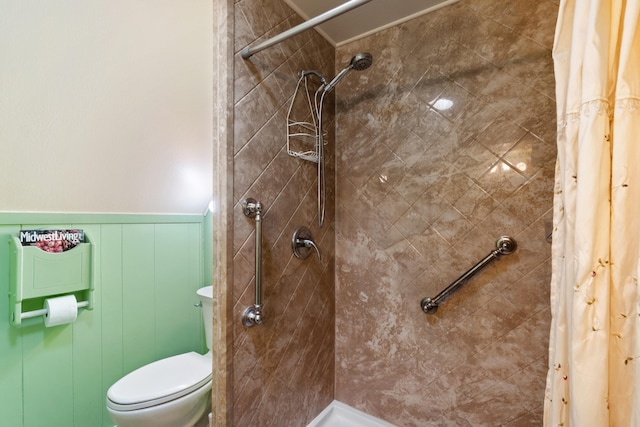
[286,72,328,163]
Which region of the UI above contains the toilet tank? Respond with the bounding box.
[196,286,213,351]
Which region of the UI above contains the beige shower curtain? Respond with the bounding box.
[545,0,640,426]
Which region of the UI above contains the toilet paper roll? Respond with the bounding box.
[44,294,78,327]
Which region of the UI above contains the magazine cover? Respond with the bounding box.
[19,229,85,253]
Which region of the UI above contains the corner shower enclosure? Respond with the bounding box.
[215,0,556,425]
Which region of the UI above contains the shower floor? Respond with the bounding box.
[307,401,396,427]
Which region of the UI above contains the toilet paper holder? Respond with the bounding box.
[8,233,95,326]
[20,297,90,321]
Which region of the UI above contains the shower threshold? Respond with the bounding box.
[307,401,397,427]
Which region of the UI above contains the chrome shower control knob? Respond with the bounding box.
[292,226,321,260]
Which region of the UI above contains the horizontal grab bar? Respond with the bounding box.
[420,236,517,314]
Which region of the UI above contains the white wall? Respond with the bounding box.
[0,0,213,214]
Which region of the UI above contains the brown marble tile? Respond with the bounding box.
[428,1,474,38]
[234,2,256,54]
[454,225,498,262]
[477,115,528,157]
[421,161,476,205]
[501,168,555,233]
[411,194,452,226]
[430,81,474,121]
[394,205,431,237]
[233,139,270,201]
[453,183,499,222]
[504,131,556,178]
[453,98,505,142]
[454,338,536,400]
[230,2,338,425]
[377,188,411,224]
[375,152,410,189]
[455,380,532,426]
[477,65,527,106]
[391,130,434,168]
[508,87,558,141]
[233,86,272,154]
[431,206,474,245]
[503,409,545,427]
[232,247,254,304]
[410,103,454,144]
[334,0,557,404]
[410,66,451,108]
[477,159,529,203]
[449,52,501,98]
[229,0,558,426]
[392,170,430,206]
[519,1,559,49]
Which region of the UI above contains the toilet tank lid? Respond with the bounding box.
[197,285,213,301]
[107,352,211,407]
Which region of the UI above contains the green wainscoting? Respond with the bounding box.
[0,213,213,427]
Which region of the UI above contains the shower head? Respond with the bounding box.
[350,52,373,71]
[323,52,373,93]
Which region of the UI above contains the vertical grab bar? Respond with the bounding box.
[242,198,264,327]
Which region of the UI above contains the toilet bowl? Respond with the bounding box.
[106,286,213,427]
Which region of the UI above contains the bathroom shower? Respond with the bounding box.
[286,52,373,227]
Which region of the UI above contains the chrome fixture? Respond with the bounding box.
[289,52,373,228]
[322,52,373,93]
[292,226,321,261]
[241,0,374,59]
[420,236,517,314]
[299,69,327,86]
[242,198,264,327]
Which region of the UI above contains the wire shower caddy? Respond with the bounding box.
[286,71,328,164]
[286,70,330,227]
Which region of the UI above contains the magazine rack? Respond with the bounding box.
[8,233,94,326]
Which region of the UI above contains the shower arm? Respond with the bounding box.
[299,70,328,86]
[241,0,374,59]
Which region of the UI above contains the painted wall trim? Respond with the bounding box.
[0,213,205,225]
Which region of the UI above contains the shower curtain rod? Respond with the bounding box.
[240,0,374,59]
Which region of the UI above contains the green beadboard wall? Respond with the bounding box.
[0,213,213,427]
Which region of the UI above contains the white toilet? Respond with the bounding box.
[106,286,213,427]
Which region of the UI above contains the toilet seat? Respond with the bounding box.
[107,352,211,412]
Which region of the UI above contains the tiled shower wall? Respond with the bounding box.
[335,1,557,425]
[231,0,336,425]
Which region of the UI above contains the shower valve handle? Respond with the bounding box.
[298,238,321,261]
[292,226,321,261]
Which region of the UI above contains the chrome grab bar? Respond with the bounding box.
[420,236,517,314]
[242,198,264,327]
